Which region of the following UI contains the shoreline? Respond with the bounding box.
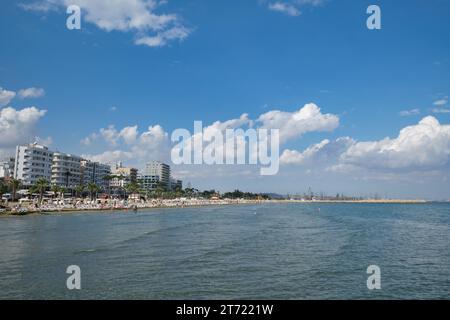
[0,198,432,217]
[282,199,429,204]
[0,199,263,217]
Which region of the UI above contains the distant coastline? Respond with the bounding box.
[281,199,428,204]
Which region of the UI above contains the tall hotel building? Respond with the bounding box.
[80,160,112,190]
[145,161,171,187]
[138,161,182,192]
[13,143,54,186]
[13,142,111,190]
[51,152,83,188]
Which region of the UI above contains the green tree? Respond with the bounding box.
[125,182,140,195]
[8,178,21,201]
[184,187,199,198]
[87,183,99,201]
[75,184,85,198]
[51,184,61,201]
[173,186,184,198]
[31,178,49,205]
[154,181,168,198]
[201,189,216,199]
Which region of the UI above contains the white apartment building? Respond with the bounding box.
[0,157,15,178]
[11,143,112,190]
[13,143,54,186]
[51,152,82,187]
[138,162,182,192]
[145,161,170,188]
[80,160,111,190]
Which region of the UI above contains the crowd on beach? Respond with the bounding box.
[0,194,428,216]
[1,197,264,215]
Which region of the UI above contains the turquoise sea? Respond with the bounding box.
[0,203,449,299]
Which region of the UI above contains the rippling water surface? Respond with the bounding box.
[0,203,449,299]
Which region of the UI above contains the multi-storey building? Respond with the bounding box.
[13,143,54,186]
[110,162,138,188]
[11,143,113,191]
[80,160,111,190]
[137,175,160,192]
[51,152,82,188]
[0,157,15,178]
[138,162,182,193]
[145,161,170,189]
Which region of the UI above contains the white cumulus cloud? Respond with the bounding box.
[119,125,139,145]
[267,0,325,16]
[0,106,47,151]
[0,87,16,107]
[341,116,450,170]
[281,116,450,174]
[135,25,190,47]
[81,103,338,171]
[82,150,134,164]
[18,87,45,99]
[432,108,450,114]
[81,123,170,166]
[399,108,420,117]
[281,137,353,165]
[258,103,339,143]
[433,97,448,106]
[20,0,191,47]
[268,2,301,16]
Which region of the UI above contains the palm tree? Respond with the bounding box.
[125,182,140,195]
[125,182,142,202]
[87,183,99,201]
[8,178,21,201]
[155,181,167,199]
[51,184,61,201]
[173,186,183,199]
[32,178,49,206]
[75,184,85,198]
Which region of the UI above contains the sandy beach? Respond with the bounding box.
[0,198,429,216]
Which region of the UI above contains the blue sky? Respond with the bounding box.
[1,0,450,199]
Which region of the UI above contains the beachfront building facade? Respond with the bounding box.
[110,161,138,188]
[145,161,170,188]
[13,143,54,186]
[138,162,182,193]
[0,157,15,178]
[12,143,112,190]
[51,152,83,188]
[10,143,185,196]
[137,175,160,192]
[80,160,112,190]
